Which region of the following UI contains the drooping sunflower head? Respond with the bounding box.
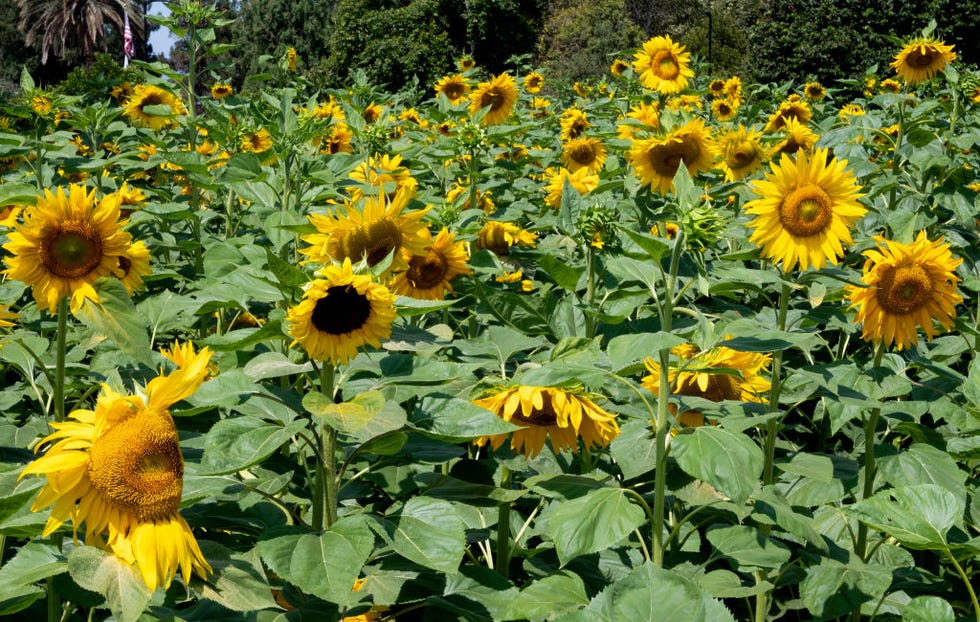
[716,125,767,181]
[390,228,472,300]
[287,259,398,364]
[523,72,545,94]
[632,35,694,94]
[544,167,599,209]
[847,231,963,350]
[744,147,866,271]
[628,119,716,194]
[469,73,518,126]
[472,385,620,458]
[559,108,590,141]
[3,184,135,314]
[475,220,537,256]
[803,81,826,101]
[434,74,470,103]
[642,343,771,429]
[123,84,186,131]
[20,342,214,590]
[891,37,955,85]
[561,137,607,174]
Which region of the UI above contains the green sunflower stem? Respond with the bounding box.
[762,279,791,486]
[584,244,596,338]
[855,341,886,561]
[945,548,980,622]
[313,363,338,531]
[496,465,512,578]
[54,297,68,424]
[652,229,683,567]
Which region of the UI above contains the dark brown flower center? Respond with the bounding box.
[406,250,449,290]
[40,222,104,279]
[876,265,932,314]
[343,219,403,267]
[311,285,371,334]
[139,93,163,112]
[653,51,680,79]
[510,393,559,426]
[779,184,832,237]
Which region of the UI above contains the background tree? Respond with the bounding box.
[17,0,143,66]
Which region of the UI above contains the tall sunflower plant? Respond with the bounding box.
[0,13,978,622]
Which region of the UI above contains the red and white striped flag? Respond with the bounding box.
[123,11,134,67]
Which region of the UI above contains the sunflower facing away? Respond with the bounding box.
[469,73,518,126]
[287,258,398,364]
[633,35,694,94]
[472,385,620,458]
[891,37,955,85]
[434,74,470,103]
[628,119,716,194]
[390,228,472,300]
[20,342,214,591]
[642,343,771,429]
[123,84,186,131]
[744,148,866,271]
[301,187,430,276]
[3,185,135,314]
[847,231,962,350]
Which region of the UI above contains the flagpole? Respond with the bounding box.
[123,10,133,67]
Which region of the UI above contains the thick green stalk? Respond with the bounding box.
[854,342,886,561]
[496,466,512,578]
[652,230,684,566]
[762,279,791,486]
[312,364,338,530]
[584,245,596,338]
[54,298,68,423]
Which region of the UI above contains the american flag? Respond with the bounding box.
[123,11,134,67]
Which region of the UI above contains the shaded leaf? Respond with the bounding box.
[549,487,645,566]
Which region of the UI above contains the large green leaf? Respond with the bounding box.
[902,596,955,622]
[846,485,963,550]
[256,516,375,606]
[877,443,967,503]
[197,542,278,612]
[75,277,153,366]
[605,331,686,371]
[609,417,658,480]
[504,571,589,621]
[67,546,151,622]
[384,496,465,573]
[671,427,763,504]
[0,541,64,614]
[408,394,521,442]
[548,487,646,566]
[706,525,791,571]
[199,416,307,474]
[800,558,892,620]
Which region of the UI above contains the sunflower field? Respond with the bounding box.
[0,4,978,621]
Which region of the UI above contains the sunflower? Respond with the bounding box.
[707,79,726,98]
[847,231,962,351]
[434,74,470,103]
[320,123,354,155]
[362,103,382,124]
[123,85,186,131]
[472,385,620,458]
[287,259,397,364]
[838,104,865,121]
[241,128,273,153]
[210,84,233,99]
[711,98,739,121]
[286,47,298,72]
[616,102,660,139]
[446,182,495,214]
[803,81,826,101]
[544,167,599,209]
[523,72,544,94]
[302,187,430,276]
[469,73,518,126]
[561,137,607,174]
[117,240,152,294]
[633,35,694,94]
[475,221,537,255]
[891,38,955,85]
[1,204,22,228]
[559,108,590,141]
[716,125,766,181]
[348,153,418,197]
[20,342,214,591]
[642,343,771,428]
[3,185,134,314]
[628,119,716,194]
[770,117,819,157]
[458,56,476,71]
[878,78,902,94]
[610,59,630,76]
[31,93,53,116]
[390,228,471,300]
[764,98,812,132]
[744,148,865,271]
[723,76,743,100]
